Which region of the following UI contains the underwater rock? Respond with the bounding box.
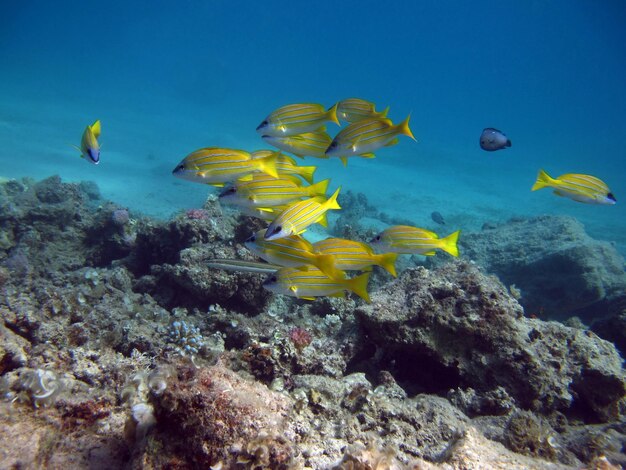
[355,261,626,423]
[461,215,626,323]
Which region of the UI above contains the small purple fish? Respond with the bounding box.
[480,128,511,151]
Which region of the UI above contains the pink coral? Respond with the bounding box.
[288,327,312,352]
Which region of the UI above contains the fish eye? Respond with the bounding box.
[173,164,185,172]
[374,235,381,241]
[269,275,277,283]
[608,192,617,202]
[246,234,256,242]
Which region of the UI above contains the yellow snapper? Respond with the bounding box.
[313,238,398,277]
[245,229,344,279]
[172,147,277,186]
[73,119,101,164]
[263,266,371,302]
[219,176,330,208]
[337,98,389,123]
[370,225,460,257]
[264,188,341,240]
[262,129,332,158]
[251,150,317,184]
[531,169,616,205]
[325,115,415,166]
[257,103,340,137]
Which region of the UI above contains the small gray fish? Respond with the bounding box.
[431,211,445,225]
[207,259,281,274]
[480,128,511,151]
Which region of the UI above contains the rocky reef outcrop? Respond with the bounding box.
[460,215,626,323]
[1,176,625,469]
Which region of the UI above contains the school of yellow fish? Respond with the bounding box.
[169,98,457,303]
[80,98,617,303]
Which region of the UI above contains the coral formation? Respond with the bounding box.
[0,176,625,469]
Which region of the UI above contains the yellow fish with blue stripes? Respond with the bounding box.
[73,119,101,164]
[219,175,330,208]
[245,229,344,279]
[251,150,317,184]
[313,238,398,277]
[531,169,616,205]
[265,188,341,240]
[325,115,415,166]
[370,225,460,257]
[263,266,371,302]
[257,103,340,137]
[172,147,277,186]
[262,129,332,158]
[337,98,389,123]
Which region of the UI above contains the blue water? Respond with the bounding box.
[2,1,626,254]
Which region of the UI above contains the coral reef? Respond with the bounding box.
[355,261,626,423]
[461,215,626,323]
[1,176,625,469]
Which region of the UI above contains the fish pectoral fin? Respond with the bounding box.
[209,183,225,187]
[300,296,316,301]
[69,144,83,156]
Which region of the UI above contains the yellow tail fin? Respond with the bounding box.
[326,103,340,126]
[90,120,101,139]
[315,254,345,280]
[256,154,278,178]
[397,114,416,141]
[325,187,341,210]
[531,169,554,191]
[439,230,460,257]
[345,272,371,303]
[377,252,398,277]
[307,178,330,197]
[297,165,316,184]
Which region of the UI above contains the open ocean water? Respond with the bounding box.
[1,0,625,254]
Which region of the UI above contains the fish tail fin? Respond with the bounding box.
[325,187,341,210]
[316,254,345,280]
[379,105,390,118]
[378,252,398,277]
[326,102,340,126]
[91,120,101,139]
[397,114,416,141]
[345,272,371,303]
[256,154,279,178]
[298,165,317,184]
[440,230,460,257]
[531,169,554,191]
[307,178,330,197]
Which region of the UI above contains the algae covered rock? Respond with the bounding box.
[461,215,626,322]
[355,261,626,422]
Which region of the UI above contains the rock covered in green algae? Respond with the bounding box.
[355,261,626,423]
[461,215,626,323]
